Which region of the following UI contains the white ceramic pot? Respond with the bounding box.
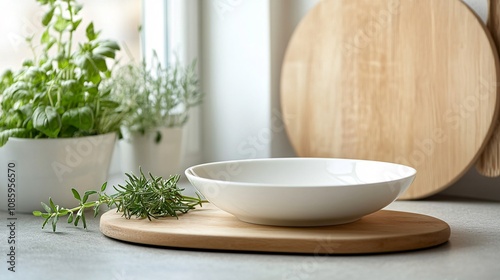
[0,133,117,213]
[119,126,185,179]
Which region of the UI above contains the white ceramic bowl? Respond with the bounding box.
[185,158,416,227]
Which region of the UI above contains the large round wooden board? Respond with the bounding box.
[281,0,500,199]
[100,204,450,254]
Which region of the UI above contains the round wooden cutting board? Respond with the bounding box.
[100,204,450,254]
[281,0,500,199]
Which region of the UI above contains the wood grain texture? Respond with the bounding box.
[281,0,500,199]
[99,204,450,254]
[477,0,500,177]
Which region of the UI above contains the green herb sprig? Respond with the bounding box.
[33,171,207,232]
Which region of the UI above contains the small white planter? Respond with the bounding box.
[0,133,117,213]
[119,127,185,179]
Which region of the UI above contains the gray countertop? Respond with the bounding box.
[1,181,499,280]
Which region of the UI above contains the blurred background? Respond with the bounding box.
[0,0,142,73]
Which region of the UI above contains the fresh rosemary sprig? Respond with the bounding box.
[33,171,207,232]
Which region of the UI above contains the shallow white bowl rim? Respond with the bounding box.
[186,158,416,188]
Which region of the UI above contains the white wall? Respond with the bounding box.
[200,0,271,161]
[199,0,499,201]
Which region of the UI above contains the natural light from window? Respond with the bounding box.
[0,0,141,74]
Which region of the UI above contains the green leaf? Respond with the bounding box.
[12,88,33,100]
[41,202,51,213]
[42,7,55,26]
[44,38,57,51]
[22,59,34,67]
[71,19,83,31]
[33,91,48,104]
[104,69,112,78]
[54,16,70,32]
[41,29,51,44]
[32,106,61,138]
[0,128,29,147]
[49,198,56,212]
[74,4,83,14]
[86,22,97,41]
[88,72,101,84]
[74,54,88,69]
[41,60,53,72]
[33,211,42,217]
[67,213,74,223]
[2,84,29,107]
[84,85,98,95]
[3,110,24,128]
[83,53,107,73]
[51,214,58,232]
[100,40,120,50]
[71,189,81,201]
[42,217,51,229]
[74,215,80,227]
[100,182,107,192]
[57,56,69,69]
[92,55,107,72]
[25,67,47,84]
[20,103,34,117]
[61,107,94,131]
[93,46,116,59]
[81,212,87,229]
[0,69,13,85]
[78,55,102,84]
[93,205,100,217]
[75,208,86,228]
[60,79,81,94]
[82,190,97,203]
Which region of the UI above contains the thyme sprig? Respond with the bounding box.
[33,170,207,232]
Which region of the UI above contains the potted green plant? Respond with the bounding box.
[112,54,202,179]
[0,0,123,213]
